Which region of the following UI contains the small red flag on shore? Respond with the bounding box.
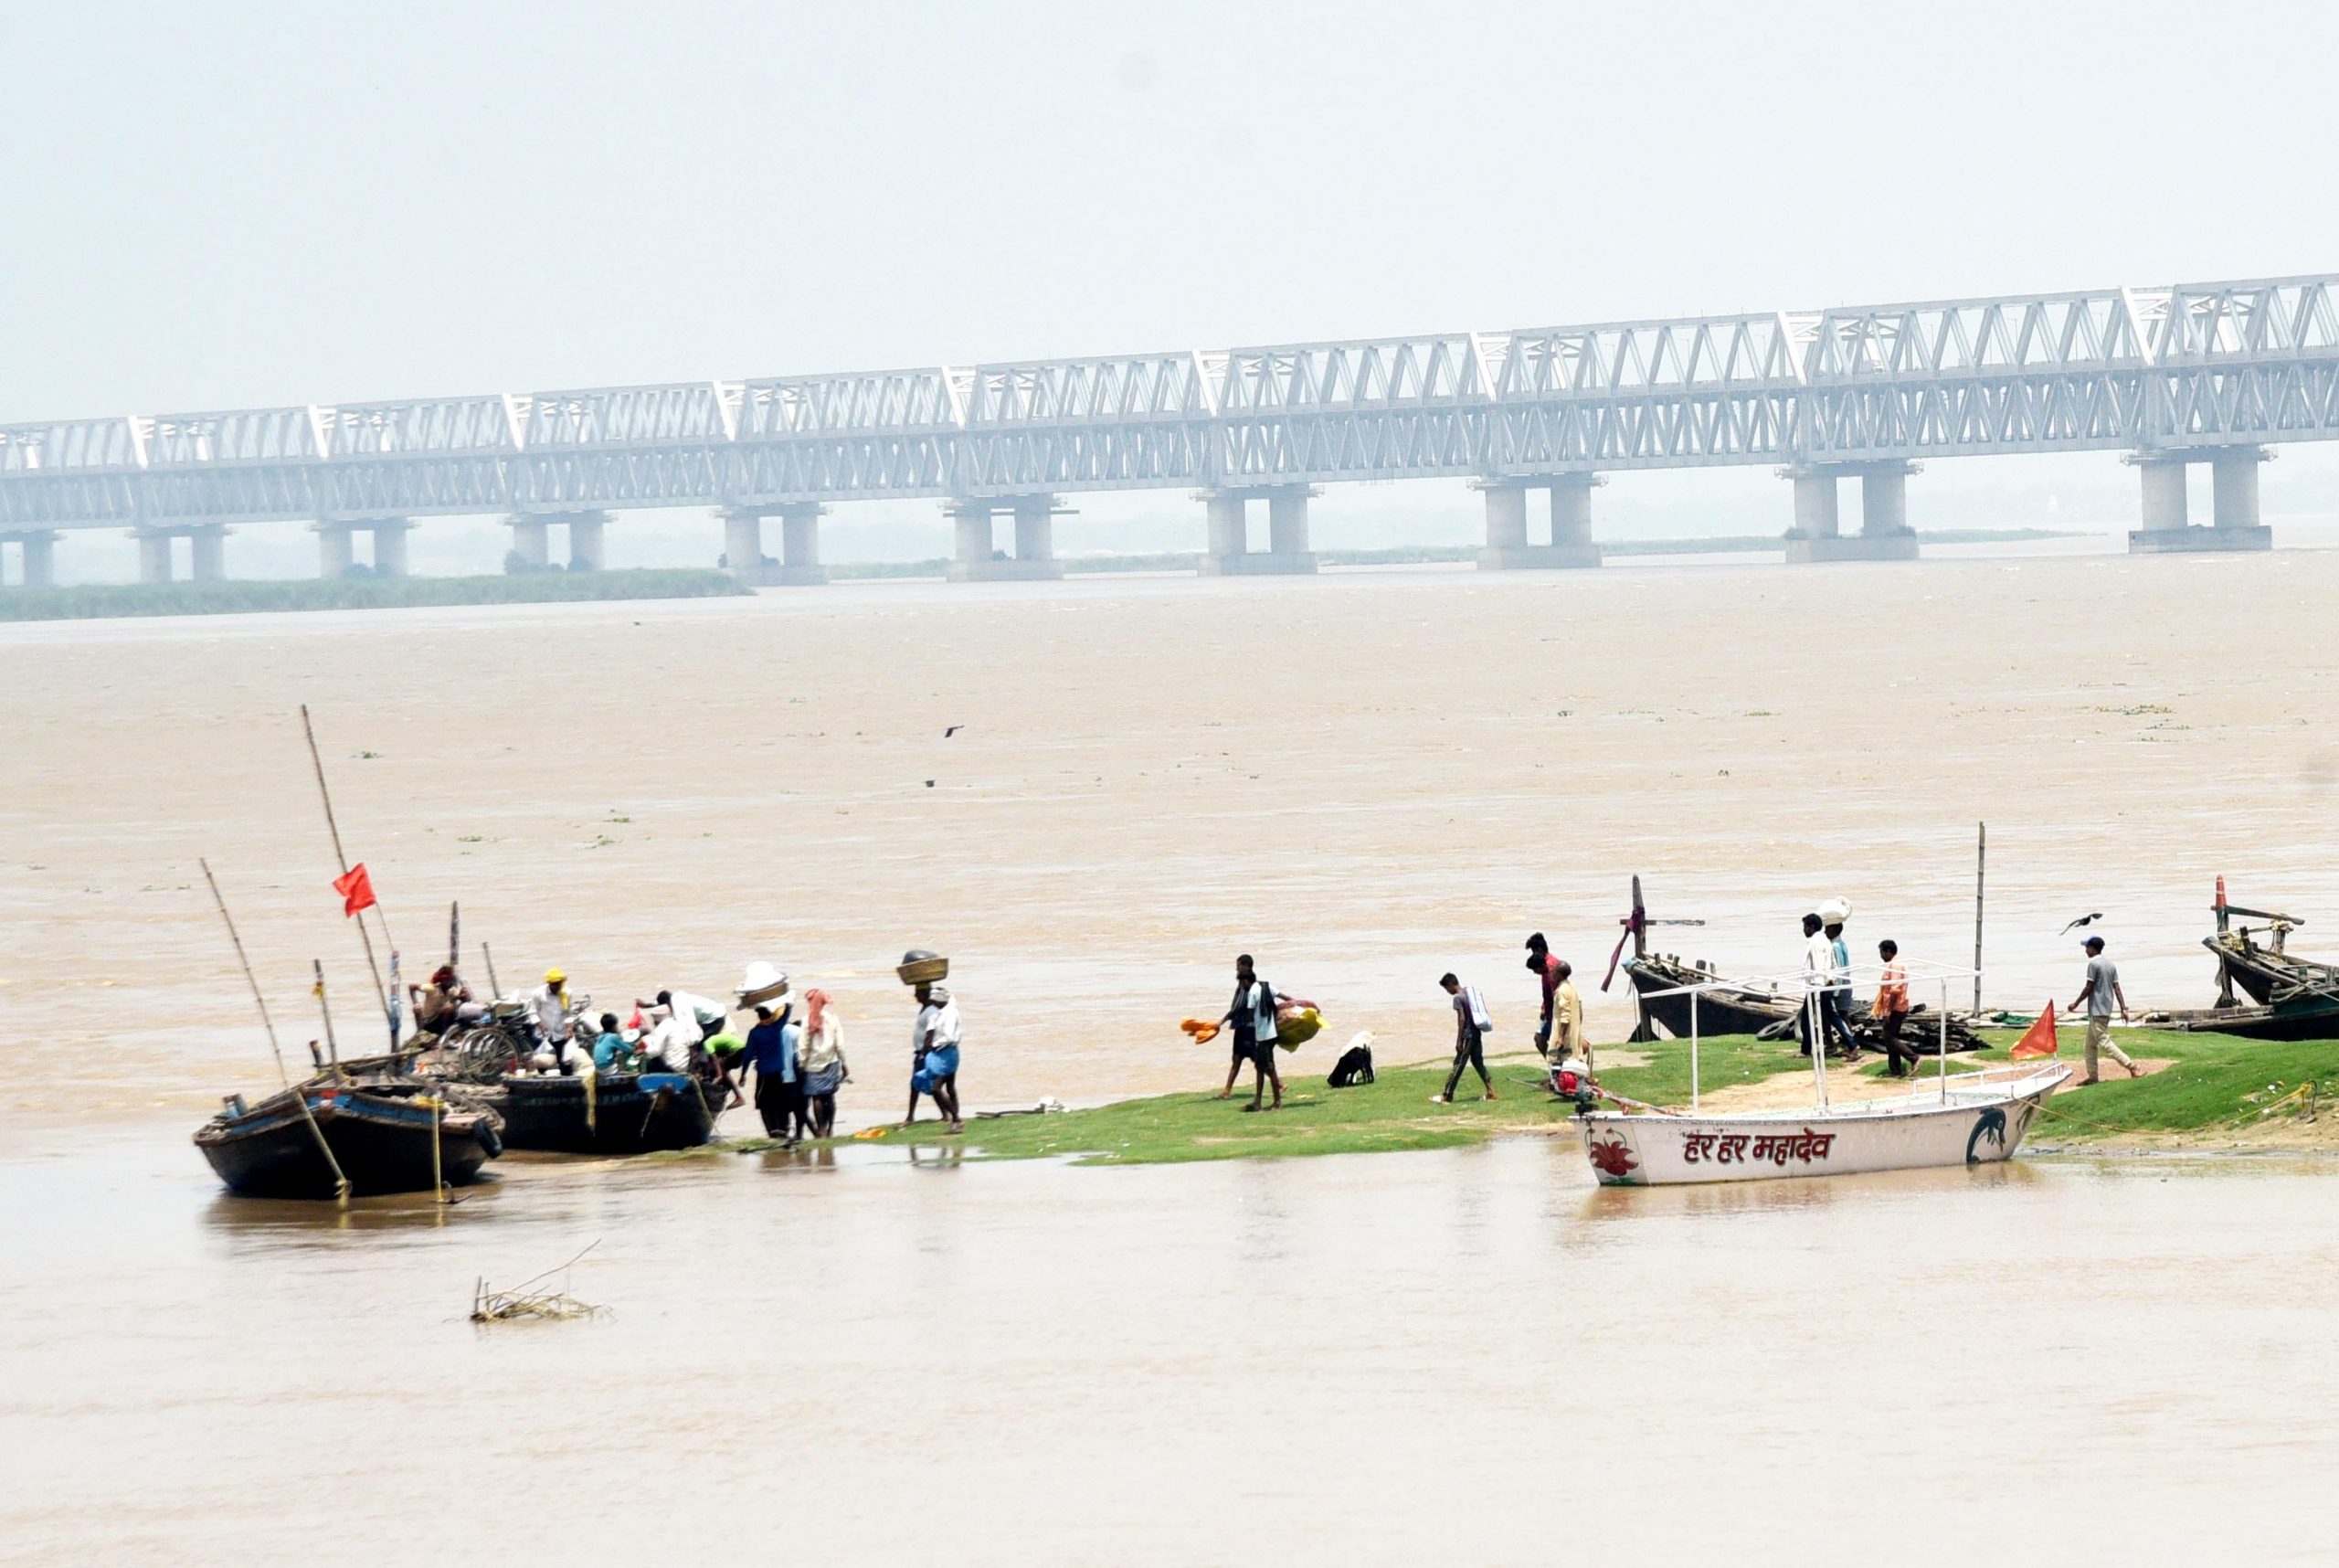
[2010,1001,2059,1059]
[333,863,377,917]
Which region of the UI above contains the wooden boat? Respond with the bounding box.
[2139,995,2339,1042]
[1585,962,2063,1186]
[2205,881,2338,1008]
[196,1076,502,1199]
[1623,952,1992,1052]
[1580,1062,2070,1186]
[492,1071,724,1155]
[1623,953,1795,1037]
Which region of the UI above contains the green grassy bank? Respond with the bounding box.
[725,1023,2334,1167]
[0,568,750,621]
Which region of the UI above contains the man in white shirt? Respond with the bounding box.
[529,968,575,1071]
[1797,915,1836,1058]
[906,981,964,1131]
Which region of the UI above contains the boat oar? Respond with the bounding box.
[200,859,351,1206]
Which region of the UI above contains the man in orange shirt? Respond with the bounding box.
[1871,938,1917,1075]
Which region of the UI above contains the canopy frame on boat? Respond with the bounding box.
[1634,959,1984,1113]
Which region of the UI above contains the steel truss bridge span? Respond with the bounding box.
[4,273,2337,530]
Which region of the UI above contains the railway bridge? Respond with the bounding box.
[4,272,2334,588]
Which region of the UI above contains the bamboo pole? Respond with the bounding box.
[313,959,342,1069]
[201,859,349,1206]
[301,705,393,1012]
[1973,821,1986,1014]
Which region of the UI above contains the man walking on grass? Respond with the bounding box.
[1434,972,1497,1104]
[2069,935,2140,1084]
[1216,954,1283,1112]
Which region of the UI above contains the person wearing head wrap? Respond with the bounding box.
[905,981,963,1132]
[799,988,850,1138]
[407,963,471,1035]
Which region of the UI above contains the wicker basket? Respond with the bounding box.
[896,952,949,987]
[738,980,789,1011]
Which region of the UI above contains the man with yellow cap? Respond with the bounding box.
[529,967,577,1072]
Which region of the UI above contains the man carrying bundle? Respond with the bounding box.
[1214,954,1283,1112]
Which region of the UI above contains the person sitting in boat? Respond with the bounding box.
[639,991,703,1075]
[590,1012,635,1075]
[407,965,471,1037]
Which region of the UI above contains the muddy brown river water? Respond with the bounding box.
[4,548,2337,1562]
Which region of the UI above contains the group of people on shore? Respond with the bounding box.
[407,959,971,1145]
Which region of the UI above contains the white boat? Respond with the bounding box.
[1580,960,2070,1186]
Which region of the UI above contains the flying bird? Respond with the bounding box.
[2060,913,2105,934]
[943,726,963,738]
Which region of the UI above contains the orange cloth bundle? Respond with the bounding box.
[1181,1017,1222,1044]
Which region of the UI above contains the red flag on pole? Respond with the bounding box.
[2009,1001,2059,1059]
[333,863,377,918]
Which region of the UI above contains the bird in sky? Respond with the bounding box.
[2060,913,2105,934]
[943,726,963,738]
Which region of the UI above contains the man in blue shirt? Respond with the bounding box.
[742,1000,803,1144]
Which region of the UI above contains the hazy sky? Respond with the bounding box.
[9,0,2338,418]
[7,1,2337,577]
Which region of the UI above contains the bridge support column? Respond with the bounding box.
[316,522,355,578]
[1196,486,1318,574]
[5,530,58,589]
[1201,491,1247,568]
[1783,464,1919,563]
[2127,450,2273,554]
[507,516,550,572]
[134,530,174,584]
[1468,480,1600,577]
[777,503,828,586]
[566,513,607,571]
[947,497,1061,581]
[1474,476,1602,568]
[370,520,411,578]
[721,508,767,584]
[188,525,227,582]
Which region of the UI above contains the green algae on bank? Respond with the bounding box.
[724,1024,2338,1167]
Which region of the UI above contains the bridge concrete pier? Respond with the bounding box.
[1197,486,1318,575]
[370,520,412,578]
[722,504,829,586]
[1474,475,1603,569]
[2127,448,2273,553]
[947,496,1064,581]
[1783,462,1921,563]
[722,508,767,582]
[777,504,828,585]
[508,516,549,571]
[567,513,607,571]
[316,522,355,577]
[507,512,609,571]
[188,525,227,582]
[2,530,58,589]
[134,530,173,584]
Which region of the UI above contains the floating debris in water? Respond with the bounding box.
[471,1242,607,1323]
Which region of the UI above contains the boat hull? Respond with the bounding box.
[196,1091,497,1200]
[2206,934,2337,1008]
[2143,1001,2339,1042]
[1624,958,1795,1037]
[1579,1068,2069,1186]
[493,1073,722,1155]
